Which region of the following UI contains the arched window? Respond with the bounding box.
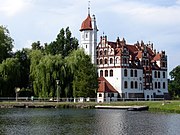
[99,93,102,97]
[158,82,161,89]
[163,72,165,78]
[163,82,166,89]
[100,50,103,56]
[96,51,99,57]
[158,71,160,78]
[124,69,127,77]
[155,82,157,89]
[139,83,142,90]
[104,50,107,55]
[100,70,103,77]
[135,81,138,89]
[154,71,157,78]
[116,58,119,64]
[105,59,108,64]
[130,69,133,77]
[110,70,113,77]
[134,70,137,77]
[124,81,128,89]
[105,70,108,77]
[100,59,103,64]
[131,81,134,89]
[146,60,149,65]
[96,59,99,65]
[110,58,113,64]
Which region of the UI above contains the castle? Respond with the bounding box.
[80,8,168,102]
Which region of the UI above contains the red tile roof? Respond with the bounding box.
[154,53,161,61]
[98,76,118,93]
[80,14,93,31]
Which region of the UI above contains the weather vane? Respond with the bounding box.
[88,1,90,15]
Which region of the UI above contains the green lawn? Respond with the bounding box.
[104,100,180,113]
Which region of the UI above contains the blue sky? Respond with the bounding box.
[0,0,180,75]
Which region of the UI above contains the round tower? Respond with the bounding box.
[80,6,98,64]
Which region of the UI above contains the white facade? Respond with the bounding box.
[80,12,169,100]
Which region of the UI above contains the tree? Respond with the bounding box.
[169,65,180,99]
[29,50,44,96]
[0,58,21,97]
[45,27,78,57]
[0,25,14,63]
[31,41,43,50]
[66,49,98,98]
[14,48,30,89]
[29,50,66,98]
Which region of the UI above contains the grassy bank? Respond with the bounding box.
[0,100,180,113]
[103,101,180,113]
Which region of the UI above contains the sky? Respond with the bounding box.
[0,0,180,75]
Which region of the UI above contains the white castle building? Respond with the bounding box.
[80,10,168,102]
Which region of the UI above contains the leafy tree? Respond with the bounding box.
[14,48,30,89]
[0,58,21,97]
[30,50,66,98]
[169,65,180,98]
[29,50,44,96]
[45,27,78,57]
[66,49,98,98]
[31,41,43,50]
[0,26,14,63]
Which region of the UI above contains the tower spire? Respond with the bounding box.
[88,1,90,15]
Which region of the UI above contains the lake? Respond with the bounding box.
[0,108,180,135]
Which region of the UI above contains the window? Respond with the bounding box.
[154,71,157,78]
[131,81,134,89]
[163,72,165,78]
[139,83,142,90]
[116,58,119,64]
[130,69,133,77]
[155,82,157,89]
[105,59,108,64]
[134,70,137,77]
[163,82,166,89]
[100,59,103,64]
[124,69,127,77]
[86,45,87,48]
[123,58,127,64]
[96,51,99,57]
[158,71,160,78]
[110,58,113,64]
[85,33,88,38]
[100,70,103,77]
[158,82,161,89]
[99,93,102,97]
[96,59,99,65]
[124,81,128,89]
[135,81,138,89]
[104,50,107,55]
[110,70,113,77]
[105,70,108,77]
[100,51,103,56]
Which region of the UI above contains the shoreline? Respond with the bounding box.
[0,101,180,114]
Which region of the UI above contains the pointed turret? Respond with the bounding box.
[79,2,98,64]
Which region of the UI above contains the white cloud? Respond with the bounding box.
[0,0,32,17]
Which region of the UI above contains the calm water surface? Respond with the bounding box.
[0,108,180,135]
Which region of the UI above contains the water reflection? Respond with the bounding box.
[0,108,180,135]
